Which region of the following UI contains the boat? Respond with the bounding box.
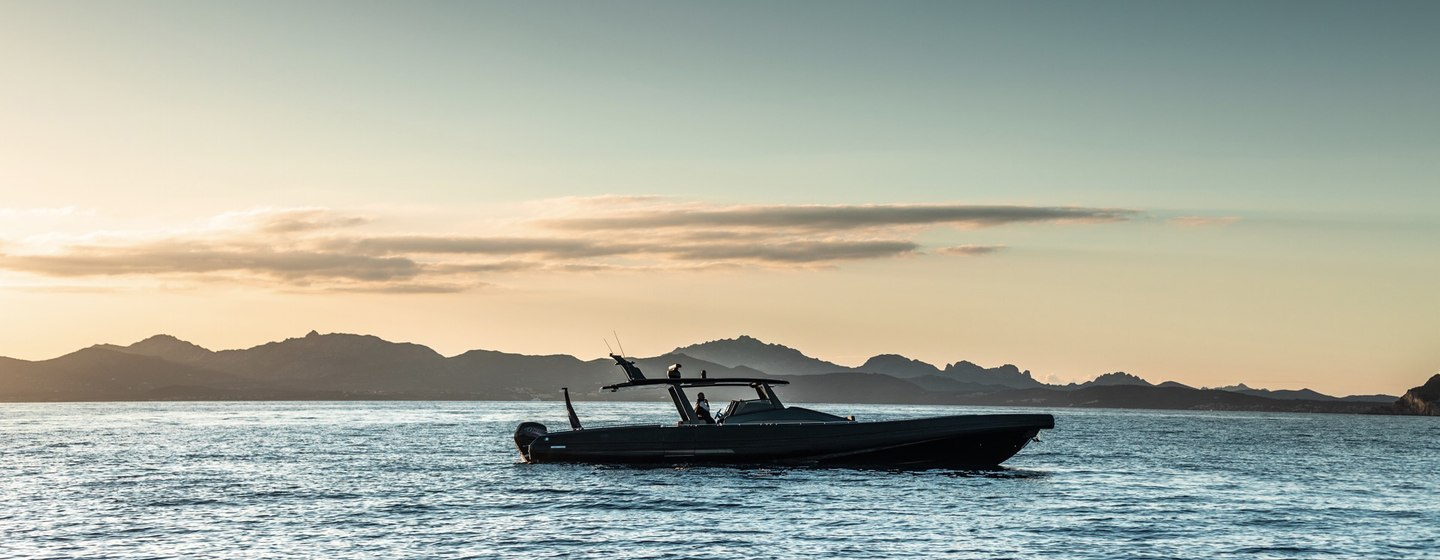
[513,354,1054,467]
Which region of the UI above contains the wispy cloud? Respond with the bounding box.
[220,207,371,234]
[936,245,1006,256]
[324,236,628,258]
[0,200,1137,292]
[1168,216,1241,227]
[3,242,419,282]
[310,281,479,294]
[546,203,1136,232]
[665,240,919,263]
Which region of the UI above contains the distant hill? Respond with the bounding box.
[942,361,1044,389]
[956,385,1381,414]
[636,353,769,380]
[1340,394,1405,403]
[1074,372,1153,388]
[857,354,941,378]
[672,335,850,376]
[100,334,215,364]
[1215,383,1396,403]
[0,332,1427,415]
[677,337,1046,390]
[0,346,305,401]
[774,372,941,405]
[906,374,1018,394]
[768,373,1380,414]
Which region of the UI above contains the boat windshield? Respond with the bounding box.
[717,398,780,421]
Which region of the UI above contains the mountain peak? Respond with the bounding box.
[683,335,782,352]
[306,330,321,338]
[857,354,941,378]
[940,360,1042,389]
[122,334,214,361]
[1214,383,1353,402]
[672,335,848,375]
[1082,372,1154,387]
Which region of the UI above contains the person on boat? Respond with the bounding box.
[694,392,715,424]
[667,363,682,379]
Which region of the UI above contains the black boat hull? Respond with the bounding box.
[519,414,1053,467]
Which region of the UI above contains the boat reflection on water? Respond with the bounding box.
[515,354,1054,468]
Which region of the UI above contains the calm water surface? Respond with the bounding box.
[2,401,1437,559]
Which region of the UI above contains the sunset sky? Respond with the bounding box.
[2,1,1436,395]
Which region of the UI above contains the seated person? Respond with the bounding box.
[694,392,715,424]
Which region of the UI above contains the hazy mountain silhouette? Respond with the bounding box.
[1072,372,1153,388]
[679,336,1044,390]
[942,361,1044,389]
[763,373,1383,414]
[857,354,941,378]
[1340,394,1407,403]
[0,346,300,401]
[1214,383,1396,404]
[446,349,608,399]
[906,374,1020,394]
[0,332,1423,414]
[772,372,941,404]
[111,331,460,396]
[636,353,769,379]
[101,334,215,364]
[673,335,851,376]
[955,385,1382,414]
[100,332,770,400]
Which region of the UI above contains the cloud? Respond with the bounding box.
[1168,216,1241,227]
[0,200,1136,292]
[325,236,631,258]
[2,243,419,282]
[664,240,919,263]
[429,261,546,274]
[936,245,1006,256]
[311,282,479,294]
[543,194,670,207]
[673,230,780,242]
[347,235,921,264]
[546,203,1136,232]
[210,207,371,234]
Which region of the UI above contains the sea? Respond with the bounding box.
[2,401,1437,559]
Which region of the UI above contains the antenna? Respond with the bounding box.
[603,339,614,355]
[613,330,627,358]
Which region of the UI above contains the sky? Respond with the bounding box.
[1,1,1436,396]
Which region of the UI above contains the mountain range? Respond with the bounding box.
[0,332,1429,415]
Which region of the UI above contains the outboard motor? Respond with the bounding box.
[513,422,548,462]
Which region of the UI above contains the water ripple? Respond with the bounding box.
[1,402,1437,559]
